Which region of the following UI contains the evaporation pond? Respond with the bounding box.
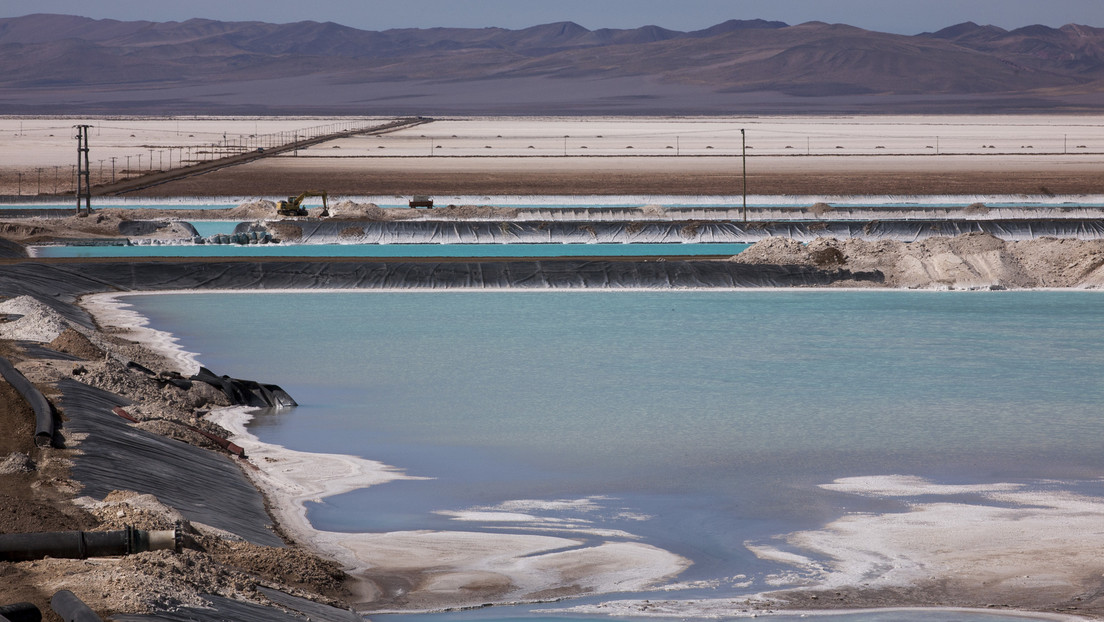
[125,289,1104,598]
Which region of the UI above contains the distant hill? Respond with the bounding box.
[0,13,1102,114]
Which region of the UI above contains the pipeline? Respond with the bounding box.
[0,602,41,622]
[0,355,54,447]
[50,590,102,622]
[0,524,182,562]
[112,406,245,458]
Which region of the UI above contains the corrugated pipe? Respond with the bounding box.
[50,590,102,622]
[0,356,54,447]
[0,602,41,622]
[0,523,182,562]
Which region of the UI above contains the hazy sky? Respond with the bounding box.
[3,0,1103,35]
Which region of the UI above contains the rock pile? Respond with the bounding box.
[0,296,82,342]
[732,233,1104,289]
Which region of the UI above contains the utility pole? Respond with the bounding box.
[741,129,748,223]
[110,157,117,183]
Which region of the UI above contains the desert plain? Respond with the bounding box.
[2,114,1104,621]
[3,115,1104,198]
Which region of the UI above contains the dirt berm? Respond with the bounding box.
[732,233,1104,289]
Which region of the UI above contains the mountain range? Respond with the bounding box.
[1,13,1103,114]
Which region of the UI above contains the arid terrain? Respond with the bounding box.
[123,154,1104,197]
[3,115,1104,198]
[2,114,1104,620]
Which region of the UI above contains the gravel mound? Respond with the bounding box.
[435,204,521,219]
[0,295,74,342]
[0,452,35,474]
[49,328,105,360]
[69,492,348,614]
[79,490,186,531]
[327,200,405,220]
[732,233,1104,289]
[225,200,278,219]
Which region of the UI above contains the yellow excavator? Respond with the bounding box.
[276,191,329,217]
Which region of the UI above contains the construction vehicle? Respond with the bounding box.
[277,191,329,217]
[409,195,434,208]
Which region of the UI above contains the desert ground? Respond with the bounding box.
[2,115,1104,621]
[3,115,1104,197]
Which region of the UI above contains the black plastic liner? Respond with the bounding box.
[14,342,82,361]
[268,218,1104,245]
[0,237,27,259]
[0,260,877,318]
[191,367,297,409]
[54,378,283,546]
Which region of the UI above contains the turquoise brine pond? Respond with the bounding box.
[125,289,1104,617]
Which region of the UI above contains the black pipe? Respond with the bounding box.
[0,355,54,446]
[0,524,181,562]
[0,602,41,622]
[50,590,102,622]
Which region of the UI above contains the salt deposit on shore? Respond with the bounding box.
[753,476,1104,608]
[551,476,1104,618]
[552,602,1088,621]
[82,293,204,375]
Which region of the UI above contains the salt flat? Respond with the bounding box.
[4,115,1104,197]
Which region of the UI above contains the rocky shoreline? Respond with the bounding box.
[0,293,361,620]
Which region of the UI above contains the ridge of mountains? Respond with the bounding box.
[1,13,1103,114]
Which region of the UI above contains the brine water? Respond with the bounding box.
[125,290,1104,618]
